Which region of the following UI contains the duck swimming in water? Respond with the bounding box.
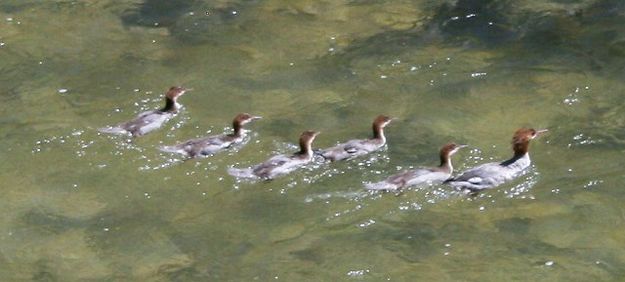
[159,113,262,158]
[320,115,393,161]
[366,143,466,192]
[228,130,320,180]
[99,86,190,137]
[445,128,548,192]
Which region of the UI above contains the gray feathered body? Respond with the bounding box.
[321,138,385,161]
[160,133,244,158]
[228,153,312,180]
[366,167,450,191]
[99,109,176,137]
[446,154,531,191]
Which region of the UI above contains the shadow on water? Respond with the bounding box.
[317,0,625,149]
[120,0,197,28]
[430,0,518,45]
[0,1,40,13]
[120,0,263,45]
[325,0,624,73]
[20,210,85,234]
[14,204,217,279]
[116,0,622,105]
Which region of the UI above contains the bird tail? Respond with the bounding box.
[98,126,127,135]
[159,145,187,155]
[364,181,399,191]
[227,167,257,179]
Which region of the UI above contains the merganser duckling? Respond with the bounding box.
[98,86,190,137]
[445,128,548,192]
[320,115,393,161]
[159,113,262,158]
[366,143,467,191]
[228,130,320,180]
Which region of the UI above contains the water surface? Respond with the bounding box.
[1,0,625,280]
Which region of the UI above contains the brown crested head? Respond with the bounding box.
[372,115,393,139]
[300,130,320,143]
[298,130,320,153]
[440,143,467,157]
[233,113,262,126]
[373,115,394,128]
[439,143,467,166]
[511,128,548,155]
[165,86,189,100]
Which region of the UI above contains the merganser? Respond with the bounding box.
[366,143,467,191]
[320,115,393,161]
[159,113,262,158]
[98,86,190,137]
[228,130,320,180]
[445,128,548,192]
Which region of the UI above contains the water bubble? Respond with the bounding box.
[571,133,597,145]
[583,180,603,189]
[563,93,579,105]
[357,219,376,228]
[346,269,370,277]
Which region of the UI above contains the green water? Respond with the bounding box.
[2,0,625,280]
